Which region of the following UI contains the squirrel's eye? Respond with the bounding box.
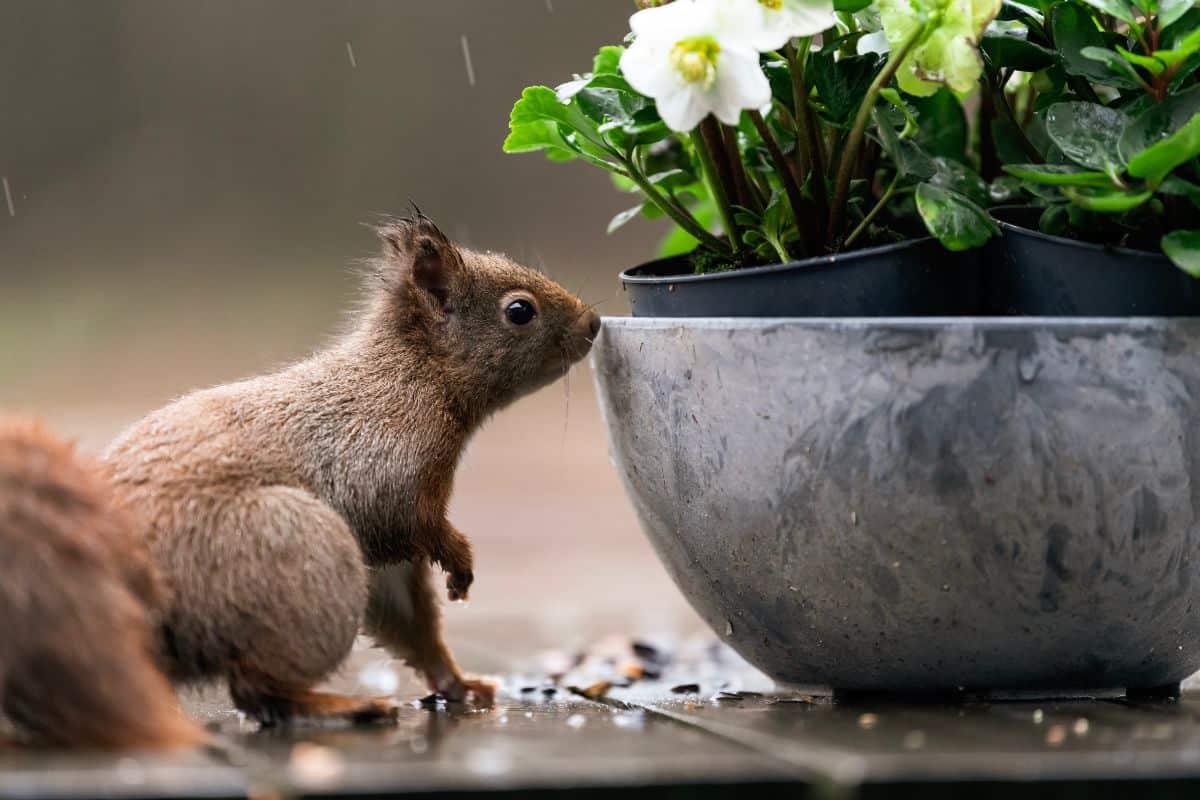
[505,299,537,325]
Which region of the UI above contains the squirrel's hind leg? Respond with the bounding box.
[228,673,398,727]
[172,486,393,728]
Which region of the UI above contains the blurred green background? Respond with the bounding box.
[0,1,701,660]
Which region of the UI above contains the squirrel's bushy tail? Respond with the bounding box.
[0,415,202,750]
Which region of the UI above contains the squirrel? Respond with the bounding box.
[0,415,202,749]
[101,214,601,725]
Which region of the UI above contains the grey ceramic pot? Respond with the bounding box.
[593,316,1200,696]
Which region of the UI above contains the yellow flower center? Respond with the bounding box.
[670,36,721,89]
[759,0,784,9]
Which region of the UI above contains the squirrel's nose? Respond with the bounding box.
[586,311,601,339]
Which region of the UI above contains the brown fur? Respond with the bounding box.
[0,416,202,749]
[103,216,599,723]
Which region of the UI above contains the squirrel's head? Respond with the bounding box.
[369,214,600,410]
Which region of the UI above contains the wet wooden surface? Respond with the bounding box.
[7,634,1200,799]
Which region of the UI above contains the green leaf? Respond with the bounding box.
[931,157,989,205]
[998,0,1045,26]
[835,0,873,11]
[1051,4,1139,88]
[608,204,646,234]
[503,119,574,156]
[1040,204,1071,235]
[1115,45,1165,75]
[911,89,969,160]
[1164,9,1200,47]
[1061,186,1154,211]
[1162,230,1200,276]
[982,32,1058,71]
[1160,175,1200,208]
[1120,85,1200,163]
[593,46,624,76]
[1081,46,1148,89]
[1171,52,1200,90]
[1154,26,1200,68]
[873,108,937,178]
[1126,114,1200,184]
[915,183,1000,251]
[880,88,920,138]
[1043,101,1129,172]
[1159,0,1194,30]
[576,88,630,125]
[989,175,1024,203]
[509,86,605,149]
[1078,0,1136,24]
[810,52,885,125]
[1002,163,1117,185]
[764,60,795,115]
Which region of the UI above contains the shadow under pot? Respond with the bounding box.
[987,206,1200,316]
[621,237,983,318]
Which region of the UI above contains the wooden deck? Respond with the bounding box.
[5,630,1200,799]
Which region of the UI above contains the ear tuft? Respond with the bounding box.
[374,211,460,311]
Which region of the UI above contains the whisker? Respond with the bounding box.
[560,342,572,462]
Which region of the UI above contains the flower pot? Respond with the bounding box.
[622,237,983,318]
[988,207,1200,316]
[593,316,1200,696]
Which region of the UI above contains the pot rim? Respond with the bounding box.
[597,315,1200,328]
[989,204,1167,262]
[619,236,937,286]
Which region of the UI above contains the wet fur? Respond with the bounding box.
[103,216,598,720]
[0,416,202,749]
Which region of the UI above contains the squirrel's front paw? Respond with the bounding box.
[439,675,497,708]
[446,569,473,602]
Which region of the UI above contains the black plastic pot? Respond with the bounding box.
[620,237,982,318]
[988,206,1200,316]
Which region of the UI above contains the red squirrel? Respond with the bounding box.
[0,416,202,748]
[101,215,600,725]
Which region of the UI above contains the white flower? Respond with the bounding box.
[737,0,838,51]
[621,0,773,132]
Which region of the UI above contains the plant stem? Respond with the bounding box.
[693,120,741,252]
[749,109,810,258]
[827,24,925,248]
[723,123,760,212]
[620,155,731,254]
[788,39,828,250]
[843,173,903,248]
[788,41,813,179]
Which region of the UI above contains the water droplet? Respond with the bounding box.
[1018,354,1042,383]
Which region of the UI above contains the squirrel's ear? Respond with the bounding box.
[377,217,460,312]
